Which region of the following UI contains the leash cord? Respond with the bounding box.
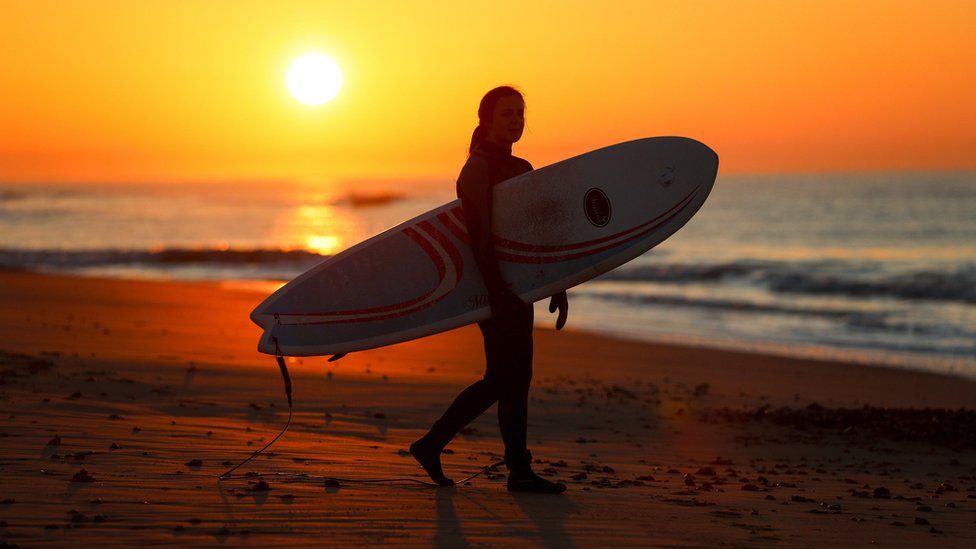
[217,338,504,486]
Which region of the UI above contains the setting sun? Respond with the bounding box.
[286,53,342,106]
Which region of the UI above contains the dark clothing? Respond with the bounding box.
[424,140,535,465]
[456,140,533,296]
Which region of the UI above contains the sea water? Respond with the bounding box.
[1,172,974,377]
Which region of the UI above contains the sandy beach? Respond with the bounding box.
[1,270,974,546]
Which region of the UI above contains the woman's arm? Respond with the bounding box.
[457,160,523,316]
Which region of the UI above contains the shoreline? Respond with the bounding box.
[1,270,975,545]
[9,267,974,382]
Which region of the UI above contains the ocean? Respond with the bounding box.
[2,172,974,377]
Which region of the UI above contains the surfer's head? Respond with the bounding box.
[470,86,525,153]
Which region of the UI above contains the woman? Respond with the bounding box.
[410,86,569,494]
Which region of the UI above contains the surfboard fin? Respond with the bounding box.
[328,353,347,362]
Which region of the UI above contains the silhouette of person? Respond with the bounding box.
[411,86,568,494]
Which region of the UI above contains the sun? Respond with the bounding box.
[286,53,342,106]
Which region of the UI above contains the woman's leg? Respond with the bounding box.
[493,304,533,467]
[413,303,562,492]
[410,319,505,485]
[410,377,497,485]
[494,304,565,494]
[422,379,497,447]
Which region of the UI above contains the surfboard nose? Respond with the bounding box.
[673,137,719,192]
[699,141,720,175]
[647,137,718,195]
[678,137,719,170]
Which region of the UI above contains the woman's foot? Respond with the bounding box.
[505,450,566,494]
[507,470,567,494]
[409,437,454,486]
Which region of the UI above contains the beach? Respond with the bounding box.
[1,270,974,546]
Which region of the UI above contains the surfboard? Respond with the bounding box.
[252,136,719,357]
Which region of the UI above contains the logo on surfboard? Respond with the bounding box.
[583,188,611,227]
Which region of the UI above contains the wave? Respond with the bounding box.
[761,268,976,303]
[581,289,976,338]
[3,247,975,304]
[0,247,327,270]
[598,260,976,303]
[597,262,764,283]
[578,289,868,320]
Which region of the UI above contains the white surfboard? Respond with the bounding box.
[252,137,719,357]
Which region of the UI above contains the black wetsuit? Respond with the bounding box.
[424,140,535,467]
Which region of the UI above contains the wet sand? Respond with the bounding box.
[1,271,975,546]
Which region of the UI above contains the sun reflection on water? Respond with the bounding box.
[279,201,364,256]
[306,234,342,255]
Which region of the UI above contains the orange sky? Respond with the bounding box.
[1,0,974,184]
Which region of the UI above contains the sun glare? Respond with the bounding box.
[286,53,342,106]
[306,234,342,255]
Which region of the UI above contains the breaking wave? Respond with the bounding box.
[598,261,976,303]
[0,247,327,272]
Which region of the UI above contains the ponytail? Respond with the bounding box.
[468,125,486,154]
[468,85,523,155]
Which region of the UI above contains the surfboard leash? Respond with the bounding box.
[217,337,506,486]
[279,459,508,487]
[217,336,293,481]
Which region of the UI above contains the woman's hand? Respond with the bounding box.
[548,291,568,330]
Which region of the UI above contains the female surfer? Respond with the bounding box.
[410,86,569,494]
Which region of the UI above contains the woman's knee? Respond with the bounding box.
[483,367,531,399]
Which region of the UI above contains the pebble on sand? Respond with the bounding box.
[70,469,96,483]
[47,435,61,446]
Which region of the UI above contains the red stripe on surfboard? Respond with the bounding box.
[407,225,447,281]
[442,188,697,257]
[288,237,455,327]
[288,285,454,325]
[417,220,464,284]
[274,226,445,318]
[491,186,698,253]
[438,211,470,245]
[493,192,695,264]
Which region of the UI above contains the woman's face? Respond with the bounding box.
[486,95,525,146]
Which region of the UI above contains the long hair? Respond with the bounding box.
[469,86,524,154]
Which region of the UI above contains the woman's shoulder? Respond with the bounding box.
[461,152,491,170]
[513,155,533,172]
[456,155,491,196]
[458,153,491,180]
